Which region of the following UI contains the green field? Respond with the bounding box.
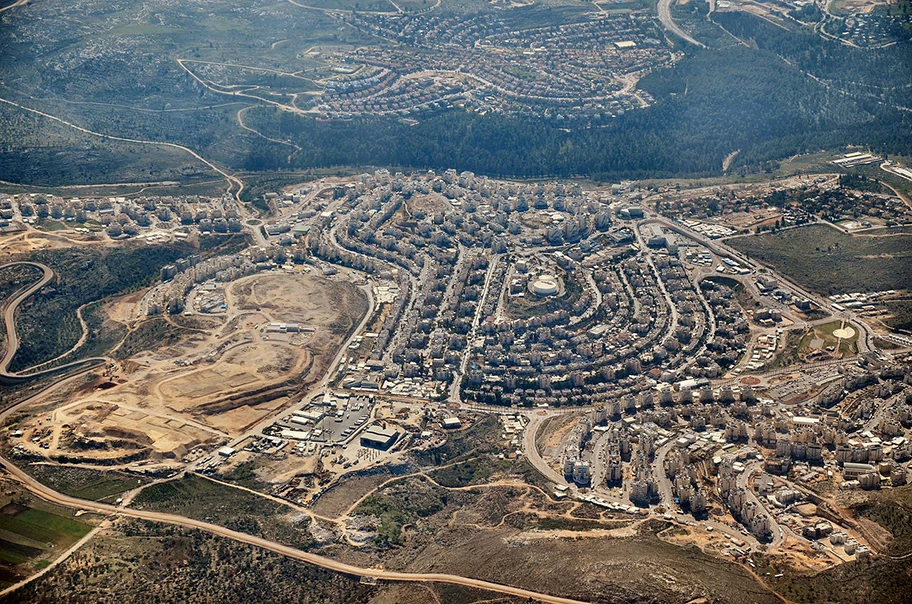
[1,509,89,541]
[728,224,912,296]
[24,465,149,503]
[799,320,858,358]
[0,503,91,586]
[133,474,313,551]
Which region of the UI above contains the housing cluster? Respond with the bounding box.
[294,169,753,408]
[0,192,243,240]
[312,12,672,121]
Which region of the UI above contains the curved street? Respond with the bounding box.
[0,261,107,384]
[0,264,587,604]
[657,0,705,47]
[1,261,54,375]
[523,412,569,486]
[737,461,784,549]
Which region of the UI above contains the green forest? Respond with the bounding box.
[8,245,187,372]
[238,14,912,179]
[0,2,910,184]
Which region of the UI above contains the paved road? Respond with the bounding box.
[1,262,53,372]
[523,413,568,486]
[657,0,705,47]
[646,214,880,361]
[0,362,584,603]
[451,254,502,403]
[634,224,679,343]
[0,262,107,384]
[737,461,783,549]
[653,440,676,507]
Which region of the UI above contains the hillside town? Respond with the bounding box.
[3,166,912,574]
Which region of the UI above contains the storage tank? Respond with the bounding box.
[532,275,559,296]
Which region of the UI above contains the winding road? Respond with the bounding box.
[0,417,588,604]
[0,262,107,384]
[0,269,590,602]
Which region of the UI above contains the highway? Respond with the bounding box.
[656,0,705,47]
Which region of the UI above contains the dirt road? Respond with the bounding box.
[0,283,588,602]
[0,450,591,604]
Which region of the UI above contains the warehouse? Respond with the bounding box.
[360,425,399,450]
[442,417,462,429]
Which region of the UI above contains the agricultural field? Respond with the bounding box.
[0,486,92,589]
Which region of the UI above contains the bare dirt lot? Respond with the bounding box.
[9,271,367,465]
[0,231,107,261]
[331,475,782,604]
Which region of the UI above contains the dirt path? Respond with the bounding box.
[0,451,592,604]
[0,96,243,200]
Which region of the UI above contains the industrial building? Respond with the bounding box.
[442,417,462,429]
[360,425,399,450]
